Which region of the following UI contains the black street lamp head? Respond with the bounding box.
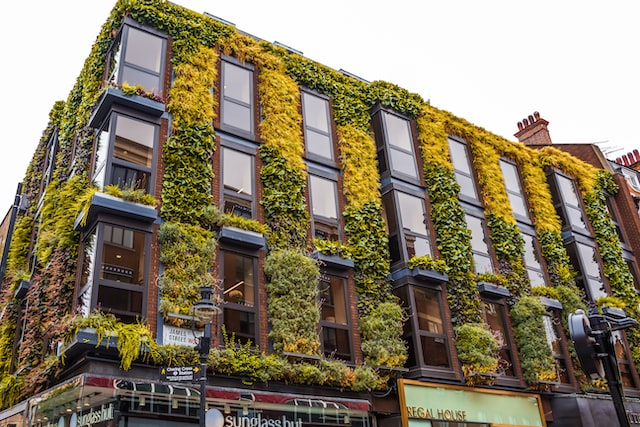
[193,286,221,322]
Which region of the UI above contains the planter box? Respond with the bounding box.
[311,251,354,269]
[74,192,157,231]
[538,296,563,310]
[89,87,165,128]
[218,226,266,249]
[390,267,448,282]
[477,281,511,298]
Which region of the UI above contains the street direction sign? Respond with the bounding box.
[160,365,202,382]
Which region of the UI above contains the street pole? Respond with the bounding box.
[199,322,211,427]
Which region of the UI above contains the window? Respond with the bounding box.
[222,147,254,219]
[549,173,588,233]
[522,233,547,287]
[78,223,149,323]
[605,196,627,246]
[319,274,352,361]
[449,138,478,201]
[620,168,640,192]
[612,330,637,388]
[383,190,432,265]
[309,174,340,241]
[567,242,607,301]
[302,91,333,161]
[222,251,256,345]
[108,24,166,97]
[465,213,494,273]
[397,286,451,370]
[499,160,529,220]
[542,314,571,383]
[92,113,157,194]
[221,60,254,136]
[482,300,514,376]
[373,109,419,182]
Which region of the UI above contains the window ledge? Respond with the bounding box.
[539,296,563,310]
[390,267,448,282]
[477,281,511,298]
[218,226,266,249]
[311,250,354,269]
[74,192,157,231]
[88,86,165,128]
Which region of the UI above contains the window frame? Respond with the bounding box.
[219,57,255,139]
[448,136,480,203]
[372,106,421,185]
[76,219,151,323]
[318,270,353,362]
[91,109,159,195]
[106,19,167,98]
[565,236,609,302]
[548,171,590,235]
[464,211,495,274]
[220,249,259,346]
[499,159,530,222]
[220,141,256,219]
[382,185,433,268]
[301,89,335,164]
[308,168,342,242]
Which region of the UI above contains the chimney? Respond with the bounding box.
[514,111,552,146]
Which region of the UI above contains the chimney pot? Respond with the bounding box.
[523,118,529,126]
[528,115,534,124]
[533,111,540,120]
[634,149,640,162]
[517,121,524,130]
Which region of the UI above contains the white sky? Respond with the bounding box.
[1,1,638,212]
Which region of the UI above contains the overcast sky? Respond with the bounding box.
[1,1,638,212]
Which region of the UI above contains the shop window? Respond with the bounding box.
[107,23,166,97]
[499,159,529,220]
[92,113,157,194]
[482,300,514,376]
[222,146,254,219]
[78,223,149,323]
[449,137,479,202]
[383,190,432,266]
[319,274,352,361]
[567,241,608,301]
[465,213,494,273]
[221,59,254,136]
[372,108,419,182]
[222,251,256,345]
[522,233,547,287]
[302,91,333,161]
[309,174,340,242]
[542,313,571,383]
[548,172,589,234]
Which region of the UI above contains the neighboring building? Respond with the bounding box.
[1,2,640,427]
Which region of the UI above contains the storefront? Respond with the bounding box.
[398,379,546,427]
[27,374,371,427]
[548,393,640,427]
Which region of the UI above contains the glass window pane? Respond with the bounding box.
[310,175,338,219]
[455,172,478,200]
[100,225,146,285]
[124,27,163,73]
[222,100,252,132]
[306,129,332,159]
[120,67,161,95]
[390,148,419,178]
[223,308,255,345]
[557,175,581,206]
[322,327,351,360]
[223,252,255,307]
[93,122,111,187]
[384,112,413,151]
[507,192,528,218]
[397,192,427,234]
[414,288,443,333]
[319,275,347,324]
[449,138,473,174]
[522,234,546,287]
[114,115,155,168]
[97,286,143,313]
[223,62,251,104]
[223,148,252,196]
[302,92,330,132]
[421,335,450,368]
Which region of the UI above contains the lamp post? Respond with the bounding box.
[193,286,221,427]
[569,307,638,427]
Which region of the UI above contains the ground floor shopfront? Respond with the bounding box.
[11,374,371,427]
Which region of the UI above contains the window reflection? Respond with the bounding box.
[449,138,478,200]
[222,61,253,133]
[414,288,449,368]
[222,148,253,218]
[465,214,493,273]
[302,92,333,160]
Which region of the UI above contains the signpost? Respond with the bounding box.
[160,366,202,382]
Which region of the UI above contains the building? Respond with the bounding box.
[1,1,640,427]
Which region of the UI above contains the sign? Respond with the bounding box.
[163,324,202,346]
[160,365,202,382]
[399,379,546,427]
